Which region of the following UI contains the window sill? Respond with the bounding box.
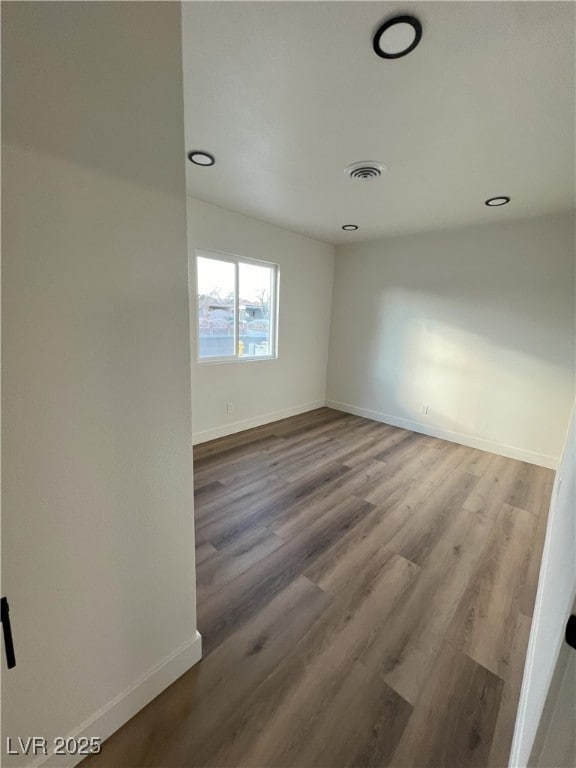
[197,355,278,365]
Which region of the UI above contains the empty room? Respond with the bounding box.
[2,2,575,768]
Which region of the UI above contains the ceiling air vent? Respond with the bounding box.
[344,161,387,181]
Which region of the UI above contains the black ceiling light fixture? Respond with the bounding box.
[373,15,422,59]
[342,224,359,231]
[485,196,511,207]
[188,150,215,166]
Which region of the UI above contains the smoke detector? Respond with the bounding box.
[345,161,387,181]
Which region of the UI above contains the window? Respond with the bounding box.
[196,250,278,361]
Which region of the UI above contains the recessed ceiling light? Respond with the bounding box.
[373,15,422,59]
[342,224,359,231]
[485,196,511,207]
[188,151,215,166]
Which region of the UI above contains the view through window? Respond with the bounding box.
[196,252,278,360]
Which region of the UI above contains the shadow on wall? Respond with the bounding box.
[331,217,575,459]
[367,289,569,439]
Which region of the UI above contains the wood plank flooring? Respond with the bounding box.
[82,408,554,768]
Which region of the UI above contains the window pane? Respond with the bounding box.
[239,262,274,358]
[197,257,236,358]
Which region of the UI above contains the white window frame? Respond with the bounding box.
[195,248,279,364]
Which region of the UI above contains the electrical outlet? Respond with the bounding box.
[226,402,233,415]
[420,404,429,415]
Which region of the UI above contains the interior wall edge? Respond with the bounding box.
[327,400,559,469]
[509,403,576,766]
[527,611,576,767]
[32,632,202,768]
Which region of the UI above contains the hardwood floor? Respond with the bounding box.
[82,408,554,768]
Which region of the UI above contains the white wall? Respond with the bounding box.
[532,643,576,768]
[511,405,575,766]
[2,4,200,766]
[187,198,335,443]
[327,213,575,467]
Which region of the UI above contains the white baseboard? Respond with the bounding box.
[192,400,327,444]
[326,400,559,469]
[36,631,202,768]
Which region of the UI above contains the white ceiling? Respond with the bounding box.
[182,2,575,244]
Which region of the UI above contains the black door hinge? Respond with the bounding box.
[1,597,16,668]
